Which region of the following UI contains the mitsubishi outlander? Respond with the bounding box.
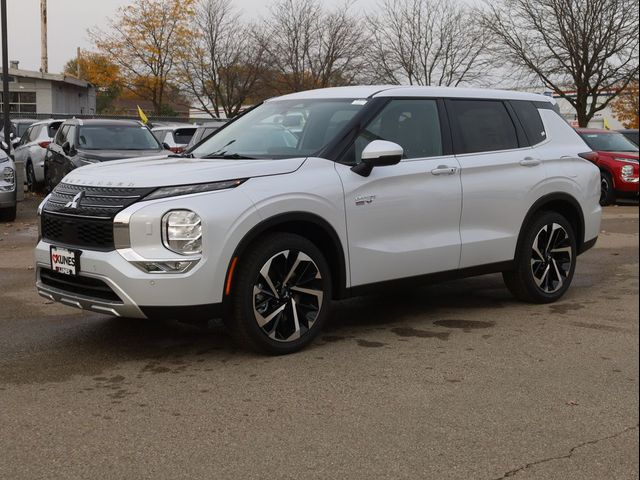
[35,86,601,354]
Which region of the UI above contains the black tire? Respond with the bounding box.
[224,233,332,354]
[0,204,17,222]
[26,161,39,192]
[600,171,616,206]
[503,211,577,304]
[44,167,56,193]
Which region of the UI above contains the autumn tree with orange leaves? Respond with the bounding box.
[90,0,195,115]
[611,83,639,129]
[64,51,121,113]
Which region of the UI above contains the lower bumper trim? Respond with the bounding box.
[140,303,223,321]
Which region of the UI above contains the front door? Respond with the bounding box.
[336,99,463,287]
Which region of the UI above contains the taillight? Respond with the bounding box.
[38,141,51,149]
[578,151,599,162]
[169,146,184,154]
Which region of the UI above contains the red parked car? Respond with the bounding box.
[576,128,639,205]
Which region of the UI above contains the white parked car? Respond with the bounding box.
[13,119,63,191]
[35,86,601,354]
[151,125,197,154]
[0,149,16,221]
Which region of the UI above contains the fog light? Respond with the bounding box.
[162,210,202,255]
[621,165,637,182]
[133,260,198,274]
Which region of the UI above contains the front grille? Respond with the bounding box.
[44,183,155,219]
[42,183,156,251]
[40,268,122,303]
[42,213,114,250]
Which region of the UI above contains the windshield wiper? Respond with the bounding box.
[201,153,256,159]
[168,152,194,158]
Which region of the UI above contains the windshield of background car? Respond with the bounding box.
[580,132,639,153]
[190,99,366,159]
[77,125,162,150]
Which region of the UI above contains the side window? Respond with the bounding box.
[19,127,32,145]
[346,99,443,164]
[55,125,70,146]
[448,100,518,154]
[511,100,546,145]
[28,125,42,142]
[152,130,166,143]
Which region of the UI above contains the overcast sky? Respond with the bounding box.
[0,0,367,74]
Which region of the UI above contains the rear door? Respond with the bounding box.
[447,99,546,268]
[336,98,462,287]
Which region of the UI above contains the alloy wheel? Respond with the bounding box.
[530,223,573,294]
[253,250,324,342]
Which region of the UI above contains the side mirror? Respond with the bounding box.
[351,140,403,177]
[62,141,71,155]
[162,142,172,151]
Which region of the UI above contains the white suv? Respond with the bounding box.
[35,86,601,354]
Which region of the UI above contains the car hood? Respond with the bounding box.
[63,155,307,188]
[78,149,166,162]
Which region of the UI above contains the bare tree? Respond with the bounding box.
[258,0,367,94]
[366,0,490,86]
[483,0,639,127]
[178,0,266,118]
[90,0,195,115]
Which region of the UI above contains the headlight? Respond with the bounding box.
[0,166,15,191]
[146,179,246,201]
[162,210,202,255]
[621,164,637,182]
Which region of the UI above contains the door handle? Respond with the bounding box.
[431,165,458,175]
[520,157,541,167]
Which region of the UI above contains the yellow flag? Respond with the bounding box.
[603,117,611,130]
[137,105,149,124]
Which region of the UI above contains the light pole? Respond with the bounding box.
[1,0,10,154]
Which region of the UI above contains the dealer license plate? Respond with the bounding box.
[50,246,81,275]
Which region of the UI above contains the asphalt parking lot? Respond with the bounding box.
[0,195,638,480]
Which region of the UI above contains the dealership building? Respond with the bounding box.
[0,61,96,116]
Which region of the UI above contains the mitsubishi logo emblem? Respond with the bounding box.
[65,191,85,209]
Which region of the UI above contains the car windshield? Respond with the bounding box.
[580,132,639,153]
[190,99,366,159]
[77,125,161,150]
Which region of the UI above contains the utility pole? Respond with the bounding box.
[40,0,47,73]
[77,47,81,78]
[1,0,10,153]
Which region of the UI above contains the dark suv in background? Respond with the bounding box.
[44,119,167,191]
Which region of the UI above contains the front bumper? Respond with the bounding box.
[0,188,16,208]
[35,240,223,320]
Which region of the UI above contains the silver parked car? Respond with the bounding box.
[151,125,196,154]
[13,119,63,192]
[0,149,16,221]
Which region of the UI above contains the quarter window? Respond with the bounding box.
[448,100,519,154]
[511,100,546,145]
[347,99,443,164]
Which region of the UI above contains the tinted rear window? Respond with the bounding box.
[172,128,196,144]
[511,100,546,145]
[47,122,62,139]
[449,100,518,154]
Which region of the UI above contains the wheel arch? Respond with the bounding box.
[517,193,587,259]
[225,211,348,301]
